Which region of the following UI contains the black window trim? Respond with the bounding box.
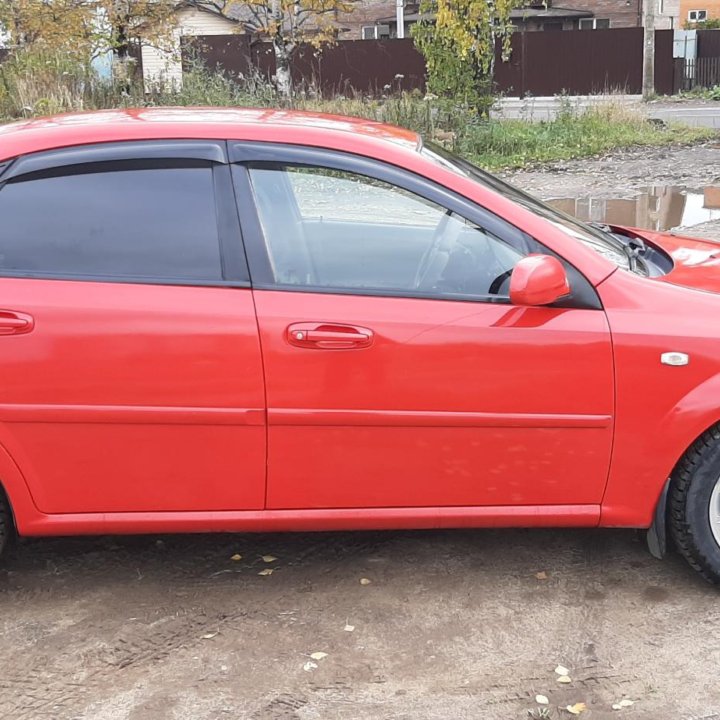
[229,142,602,310]
[1,140,227,182]
[0,140,251,288]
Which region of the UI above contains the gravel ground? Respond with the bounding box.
[2,143,720,720]
[503,141,720,241]
[502,141,720,199]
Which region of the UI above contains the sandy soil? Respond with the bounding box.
[3,143,720,720]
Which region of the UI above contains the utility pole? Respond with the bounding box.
[396,0,405,38]
[642,0,655,99]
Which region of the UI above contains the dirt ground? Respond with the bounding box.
[4,143,720,720]
[502,141,720,241]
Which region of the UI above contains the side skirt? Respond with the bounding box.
[18,504,600,537]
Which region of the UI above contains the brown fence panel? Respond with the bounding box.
[190,30,675,99]
[654,29,675,95]
[292,39,425,95]
[696,56,720,87]
[494,28,674,96]
[698,29,720,57]
[675,58,720,90]
[683,57,720,90]
[673,57,688,92]
[493,37,524,96]
[183,34,254,77]
[190,37,425,95]
[497,28,643,96]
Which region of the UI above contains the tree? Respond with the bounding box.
[412,0,520,111]
[98,1,179,59]
[0,0,183,84]
[95,0,179,85]
[215,0,355,97]
[0,0,178,59]
[0,0,93,56]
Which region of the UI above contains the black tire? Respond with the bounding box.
[0,488,9,559]
[669,424,720,584]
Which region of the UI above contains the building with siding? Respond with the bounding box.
[343,0,679,35]
[140,2,239,88]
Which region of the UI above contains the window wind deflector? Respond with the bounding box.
[3,140,227,182]
[231,142,326,164]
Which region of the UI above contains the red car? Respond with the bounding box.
[0,108,719,582]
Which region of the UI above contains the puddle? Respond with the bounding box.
[547,186,720,232]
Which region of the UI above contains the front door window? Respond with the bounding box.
[248,165,539,300]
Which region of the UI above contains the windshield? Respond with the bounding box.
[421,143,632,270]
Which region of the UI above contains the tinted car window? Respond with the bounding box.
[249,165,538,299]
[0,166,222,281]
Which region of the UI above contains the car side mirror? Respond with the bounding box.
[509,255,570,307]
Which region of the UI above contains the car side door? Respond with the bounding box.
[0,141,266,514]
[232,143,614,512]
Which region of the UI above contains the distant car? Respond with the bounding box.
[1,108,720,582]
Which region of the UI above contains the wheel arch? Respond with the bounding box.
[0,440,40,536]
[603,371,720,527]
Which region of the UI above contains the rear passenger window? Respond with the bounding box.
[0,165,222,282]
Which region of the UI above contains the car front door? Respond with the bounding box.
[232,144,614,511]
[0,141,266,514]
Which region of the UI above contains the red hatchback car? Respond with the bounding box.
[1,108,720,582]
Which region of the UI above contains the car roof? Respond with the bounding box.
[0,107,422,161]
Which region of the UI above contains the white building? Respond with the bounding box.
[140,1,239,89]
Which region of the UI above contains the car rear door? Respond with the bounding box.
[0,141,266,514]
[232,143,614,512]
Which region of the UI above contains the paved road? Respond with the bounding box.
[493,95,720,128]
[648,103,720,128]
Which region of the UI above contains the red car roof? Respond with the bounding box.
[0,107,422,161]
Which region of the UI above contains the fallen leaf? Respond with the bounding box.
[612,705,622,711]
[566,703,587,715]
[230,553,242,561]
[535,571,548,580]
[344,624,355,632]
[535,694,549,705]
[557,676,572,684]
[616,699,634,708]
[262,555,277,563]
[360,578,372,585]
[310,652,328,661]
[302,661,317,672]
[201,632,218,639]
[258,568,274,576]
[555,665,569,676]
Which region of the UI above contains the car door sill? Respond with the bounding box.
[18,504,601,536]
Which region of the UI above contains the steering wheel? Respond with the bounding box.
[413,210,455,291]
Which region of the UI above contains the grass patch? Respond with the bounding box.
[0,48,714,170]
[459,105,714,170]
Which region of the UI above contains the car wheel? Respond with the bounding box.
[669,425,720,583]
[0,488,9,559]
